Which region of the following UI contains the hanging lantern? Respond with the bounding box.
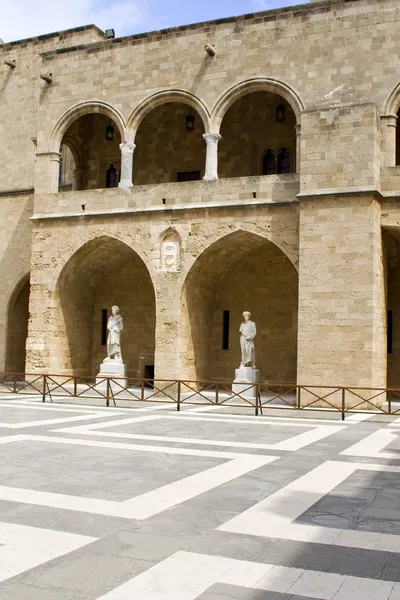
[105,120,114,142]
[276,103,286,123]
[185,109,195,132]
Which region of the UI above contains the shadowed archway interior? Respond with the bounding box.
[5,276,30,374]
[55,237,155,378]
[181,230,298,383]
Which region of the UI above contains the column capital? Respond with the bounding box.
[119,142,136,155]
[295,123,301,134]
[203,132,221,144]
[381,114,398,128]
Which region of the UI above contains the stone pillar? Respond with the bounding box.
[34,151,61,194]
[381,114,398,167]
[297,194,386,393]
[295,124,301,174]
[72,168,85,191]
[118,142,135,189]
[153,278,181,381]
[203,133,221,181]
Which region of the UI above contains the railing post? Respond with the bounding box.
[13,373,17,394]
[215,383,219,405]
[255,384,259,416]
[388,389,392,415]
[141,378,145,402]
[106,378,110,407]
[341,387,346,421]
[297,386,301,410]
[177,380,181,411]
[73,376,78,397]
[42,374,46,403]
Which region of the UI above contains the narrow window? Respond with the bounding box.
[262,149,275,175]
[106,163,118,188]
[396,108,400,166]
[277,147,291,174]
[58,145,64,186]
[101,309,108,345]
[222,310,230,350]
[176,171,201,182]
[388,310,393,354]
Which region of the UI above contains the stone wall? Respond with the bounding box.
[0,194,33,372]
[26,203,299,381]
[297,194,386,389]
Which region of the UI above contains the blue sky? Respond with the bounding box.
[0,0,307,43]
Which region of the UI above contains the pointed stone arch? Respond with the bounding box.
[127,89,211,138]
[48,100,126,154]
[211,77,304,133]
[53,236,156,377]
[180,230,299,382]
[5,273,30,374]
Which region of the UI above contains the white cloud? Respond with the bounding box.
[0,0,149,43]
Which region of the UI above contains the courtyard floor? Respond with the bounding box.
[0,396,400,599]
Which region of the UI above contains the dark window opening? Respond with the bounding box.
[106,163,118,188]
[262,149,275,175]
[222,310,230,350]
[176,171,201,182]
[101,309,108,346]
[58,145,63,186]
[277,147,291,174]
[388,310,393,354]
[144,364,155,388]
[396,108,400,166]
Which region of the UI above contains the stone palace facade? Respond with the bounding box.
[0,0,399,389]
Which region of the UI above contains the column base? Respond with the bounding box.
[232,367,260,399]
[203,174,218,181]
[118,180,133,189]
[96,357,127,393]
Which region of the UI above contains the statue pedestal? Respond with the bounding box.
[96,358,127,394]
[232,367,260,400]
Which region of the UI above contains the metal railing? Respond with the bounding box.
[1,371,400,419]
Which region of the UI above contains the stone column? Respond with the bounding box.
[72,168,85,191]
[118,142,136,189]
[203,133,221,181]
[297,194,386,395]
[34,151,61,194]
[381,114,398,167]
[295,124,301,173]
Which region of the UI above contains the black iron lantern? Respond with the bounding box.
[185,109,195,132]
[276,103,286,123]
[105,120,114,142]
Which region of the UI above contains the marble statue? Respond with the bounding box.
[107,305,123,360]
[239,311,256,368]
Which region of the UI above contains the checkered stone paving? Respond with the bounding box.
[0,396,400,599]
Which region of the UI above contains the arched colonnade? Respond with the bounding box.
[39,78,304,194]
[19,227,299,383]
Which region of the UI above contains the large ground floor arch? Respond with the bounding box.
[54,236,156,378]
[5,275,30,374]
[181,230,298,383]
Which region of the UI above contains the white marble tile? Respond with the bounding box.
[0,434,277,520]
[332,576,395,600]
[287,570,345,598]
[94,551,399,600]
[0,521,95,583]
[219,460,400,552]
[341,429,400,459]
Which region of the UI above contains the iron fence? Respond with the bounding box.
[0,371,399,419]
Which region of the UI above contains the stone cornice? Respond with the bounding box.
[31,198,299,221]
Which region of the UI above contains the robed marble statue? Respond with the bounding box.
[239,311,256,368]
[107,305,123,360]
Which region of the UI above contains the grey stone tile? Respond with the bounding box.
[197,583,318,599]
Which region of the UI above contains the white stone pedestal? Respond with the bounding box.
[96,358,127,393]
[232,367,260,400]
